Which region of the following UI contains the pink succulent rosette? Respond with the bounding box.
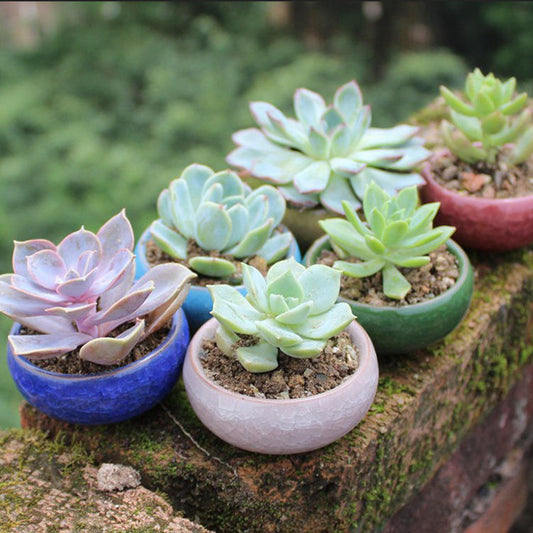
[0,211,195,365]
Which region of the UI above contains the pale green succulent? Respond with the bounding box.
[208,258,354,373]
[440,68,533,164]
[319,183,455,300]
[150,164,292,278]
[227,80,430,214]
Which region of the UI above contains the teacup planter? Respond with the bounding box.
[421,69,533,251]
[182,259,378,454]
[305,184,474,355]
[0,211,195,424]
[136,164,301,332]
[7,309,189,425]
[227,80,430,250]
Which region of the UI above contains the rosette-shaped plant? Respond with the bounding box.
[0,211,195,364]
[209,258,354,372]
[150,164,292,278]
[319,183,455,300]
[440,68,533,164]
[227,80,430,213]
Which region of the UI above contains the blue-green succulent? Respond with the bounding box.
[227,80,430,214]
[209,258,354,372]
[150,164,293,278]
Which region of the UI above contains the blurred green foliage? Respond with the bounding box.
[0,2,520,427]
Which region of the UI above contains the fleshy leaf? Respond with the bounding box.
[195,202,232,251]
[150,220,188,260]
[79,320,145,365]
[209,284,263,334]
[255,318,302,347]
[189,256,236,278]
[298,264,341,316]
[293,303,353,340]
[9,332,92,360]
[382,264,411,300]
[237,342,279,373]
[280,339,327,358]
[215,325,240,357]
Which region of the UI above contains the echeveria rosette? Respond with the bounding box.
[208,258,354,373]
[150,164,291,278]
[227,80,430,214]
[440,68,533,165]
[0,211,196,365]
[319,183,455,300]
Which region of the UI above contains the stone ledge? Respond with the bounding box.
[20,249,533,532]
[0,429,212,533]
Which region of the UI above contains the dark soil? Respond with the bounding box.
[200,330,359,399]
[22,321,171,375]
[145,239,267,287]
[318,245,459,307]
[430,151,533,199]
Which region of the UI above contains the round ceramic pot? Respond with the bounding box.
[183,318,378,455]
[7,309,189,425]
[304,236,474,355]
[135,227,302,333]
[282,206,337,253]
[421,165,533,252]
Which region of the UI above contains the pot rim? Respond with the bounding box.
[186,317,377,406]
[137,225,300,294]
[8,309,185,381]
[307,235,472,312]
[422,162,533,206]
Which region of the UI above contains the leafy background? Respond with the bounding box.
[0,2,531,427]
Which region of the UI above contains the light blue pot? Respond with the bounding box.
[135,227,302,333]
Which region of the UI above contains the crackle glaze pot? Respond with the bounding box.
[421,165,533,252]
[182,318,379,455]
[135,227,302,333]
[7,309,189,425]
[304,236,474,355]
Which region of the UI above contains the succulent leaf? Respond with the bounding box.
[210,258,355,372]
[237,342,279,373]
[229,81,429,213]
[188,257,236,278]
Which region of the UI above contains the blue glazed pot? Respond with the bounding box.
[7,309,189,425]
[135,227,302,333]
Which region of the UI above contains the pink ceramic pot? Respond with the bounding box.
[421,165,533,252]
[182,318,378,455]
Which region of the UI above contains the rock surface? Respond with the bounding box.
[18,248,533,532]
[0,429,211,532]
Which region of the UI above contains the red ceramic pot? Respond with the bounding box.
[421,165,533,252]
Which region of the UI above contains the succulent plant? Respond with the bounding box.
[208,257,354,373]
[319,183,455,300]
[227,80,430,214]
[150,164,292,278]
[0,211,195,365]
[440,68,533,165]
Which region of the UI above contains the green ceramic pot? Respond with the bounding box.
[304,236,474,355]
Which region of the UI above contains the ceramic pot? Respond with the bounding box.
[282,206,337,253]
[135,227,302,333]
[304,236,474,355]
[421,165,533,252]
[7,309,189,425]
[183,318,378,455]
